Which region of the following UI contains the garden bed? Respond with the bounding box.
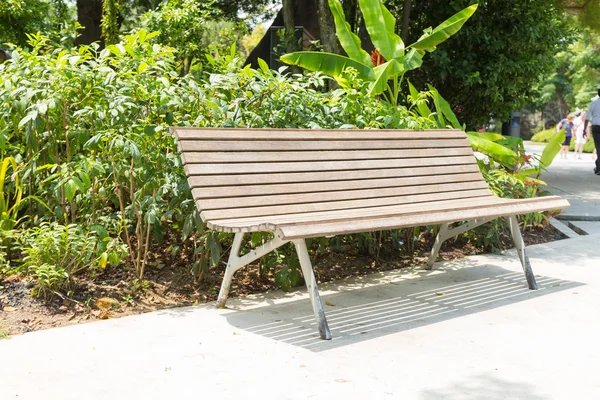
[0,223,566,338]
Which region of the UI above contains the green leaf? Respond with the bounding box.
[280,52,375,86]
[539,131,565,169]
[359,0,404,60]
[257,58,270,73]
[409,4,478,51]
[408,80,432,119]
[368,59,403,96]
[328,0,372,66]
[403,49,424,71]
[477,133,505,142]
[64,179,77,202]
[428,84,462,130]
[467,133,518,165]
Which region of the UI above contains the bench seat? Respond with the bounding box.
[171,127,569,340]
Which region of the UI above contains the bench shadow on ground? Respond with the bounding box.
[160,249,584,353]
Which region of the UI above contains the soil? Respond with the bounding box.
[0,224,566,338]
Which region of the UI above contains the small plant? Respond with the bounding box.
[20,222,121,298]
[0,324,9,340]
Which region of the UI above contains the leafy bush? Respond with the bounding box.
[0,30,433,295]
[531,128,559,142]
[19,222,117,298]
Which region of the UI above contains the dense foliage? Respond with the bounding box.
[407,0,574,130]
[0,31,433,297]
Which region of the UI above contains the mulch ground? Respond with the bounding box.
[0,224,566,338]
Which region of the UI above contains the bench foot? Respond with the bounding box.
[293,239,332,340]
[506,216,538,290]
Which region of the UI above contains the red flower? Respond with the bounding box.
[371,50,385,66]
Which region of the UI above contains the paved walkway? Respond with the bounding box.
[1,146,599,400]
[525,141,600,234]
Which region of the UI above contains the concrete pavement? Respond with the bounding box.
[1,143,599,399]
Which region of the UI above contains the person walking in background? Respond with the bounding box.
[556,114,575,159]
[573,110,588,159]
[583,88,600,175]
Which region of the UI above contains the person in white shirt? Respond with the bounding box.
[573,110,588,159]
[583,88,600,175]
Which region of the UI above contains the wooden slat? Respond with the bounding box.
[275,197,571,239]
[200,189,493,221]
[181,148,472,164]
[193,172,484,199]
[185,156,477,175]
[172,127,467,141]
[210,195,507,230]
[195,181,489,210]
[188,164,482,187]
[178,139,470,153]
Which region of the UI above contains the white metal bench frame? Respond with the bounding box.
[171,128,569,340]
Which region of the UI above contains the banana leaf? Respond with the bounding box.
[328,0,372,66]
[280,52,375,85]
[477,132,505,142]
[428,85,462,130]
[467,133,518,166]
[409,4,478,51]
[404,48,424,71]
[539,131,565,169]
[359,0,404,61]
[368,59,404,96]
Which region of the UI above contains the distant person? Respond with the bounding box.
[573,110,588,159]
[583,88,600,175]
[556,114,575,159]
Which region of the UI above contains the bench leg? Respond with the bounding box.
[216,233,245,308]
[506,215,538,290]
[427,218,496,269]
[293,239,332,340]
[217,233,289,307]
[427,223,449,269]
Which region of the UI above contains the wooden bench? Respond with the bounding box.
[171,127,569,340]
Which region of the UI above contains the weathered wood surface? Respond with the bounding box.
[171,128,570,237]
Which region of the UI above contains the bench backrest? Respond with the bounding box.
[172,128,492,222]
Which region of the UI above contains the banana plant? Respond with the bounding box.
[280,0,477,106]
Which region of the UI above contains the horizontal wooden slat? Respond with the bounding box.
[201,189,493,220]
[185,156,477,175]
[193,172,484,199]
[181,148,473,164]
[178,139,470,153]
[195,180,489,211]
[172,128,467,141]
[188,164,482,187]
[210,195,505,230]
[275,197,571,239]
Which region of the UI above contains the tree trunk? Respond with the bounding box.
[315,0,342,54]
[282,0,296,52]
[75,0,103,46]
[401,0,412,43]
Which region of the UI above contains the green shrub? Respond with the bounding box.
[19,222,123,298]
[531,128,557,143]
